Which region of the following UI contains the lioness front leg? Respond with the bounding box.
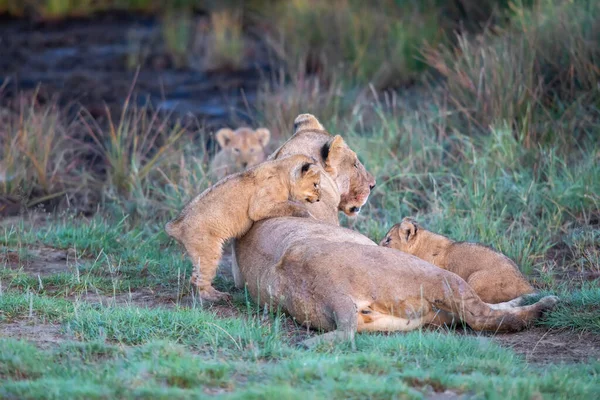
[185,236,231,302]
[249,200,312,221]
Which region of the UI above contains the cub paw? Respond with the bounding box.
[198,287,232,303]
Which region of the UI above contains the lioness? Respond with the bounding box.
[166,154,322,301]
[233,113,557,347]
[380,218,535,304]
[210,127,271,180]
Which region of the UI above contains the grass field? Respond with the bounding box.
[1,0,600,398]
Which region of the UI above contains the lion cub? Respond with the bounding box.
[166,154,322,302]
[380,218,535,304]
[210,127,271,180]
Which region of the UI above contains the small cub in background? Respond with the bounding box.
[380,217,535,304]
[166,154,322,302]
[210,127,270,179]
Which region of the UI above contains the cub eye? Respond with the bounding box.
[232,148,241,154]
[313,183,319,188]
[354,162,359,168]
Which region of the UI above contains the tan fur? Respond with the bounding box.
[269,114,376,220]
[210,127,271,180]
[380,218,535,304]
[166,154,322,302]
[233,114,557,347]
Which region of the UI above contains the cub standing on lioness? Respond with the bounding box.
[210,127,271,180]
[166,154,322,302]
[380,217,535,304]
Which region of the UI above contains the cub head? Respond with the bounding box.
[321,135,376,216]
[291,158,322,204]
[215,127,271,171]
[380,217,419,252]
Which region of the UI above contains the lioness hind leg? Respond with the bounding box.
[185,236,230,302]
[436,275,558,332]
[300,298,358,350]
[427,309,457,328]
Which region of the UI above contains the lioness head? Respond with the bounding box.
[272,113,375,218]
[321,134,376,216]
[293,113,325,132]
[291,157,322,204]
[380,217,419,251]
[216,127,271,171]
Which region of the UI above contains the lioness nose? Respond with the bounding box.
[369,181,376,191]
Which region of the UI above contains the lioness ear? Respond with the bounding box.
[293,113,324,134]
[304,164,321,179]
[399,218,418,243]
[216,128,235,149]
[322,135,347,176]
[255,128,271,147]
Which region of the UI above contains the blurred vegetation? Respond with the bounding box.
[1,0,598,218]
[2,1,535,85]
[0,1,599,394]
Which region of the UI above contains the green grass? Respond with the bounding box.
[1,324,600,398]
[1,0,599,397]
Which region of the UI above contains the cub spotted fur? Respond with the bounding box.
[210,127,271,179]
[166,154,322,301]
[380,218,535,304]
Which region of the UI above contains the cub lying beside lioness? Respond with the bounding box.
[380,218,535,304]
[234,113,558,348]
[166,154,322,301]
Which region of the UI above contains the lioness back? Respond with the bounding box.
[380,217,535,304]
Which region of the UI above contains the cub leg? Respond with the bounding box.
[184,235,230,302]
[300,297,358,350]
[249,200,311,221]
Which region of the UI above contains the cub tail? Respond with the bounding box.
[165,216,183,240]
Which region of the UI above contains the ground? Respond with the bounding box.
[1,213,599,399]
[1,1,600,398]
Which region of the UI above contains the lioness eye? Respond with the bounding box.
[354,162,359,168]
[232,148,240,154]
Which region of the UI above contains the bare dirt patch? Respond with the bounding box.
[492,327,600,364]
[1,246,80,276]
[0,317,72,348]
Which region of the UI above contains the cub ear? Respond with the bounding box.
[322,135,347,176]
[254,128,271,147]
[398,218,418,243]
[293,113,324,134]
[216,128,235,149]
